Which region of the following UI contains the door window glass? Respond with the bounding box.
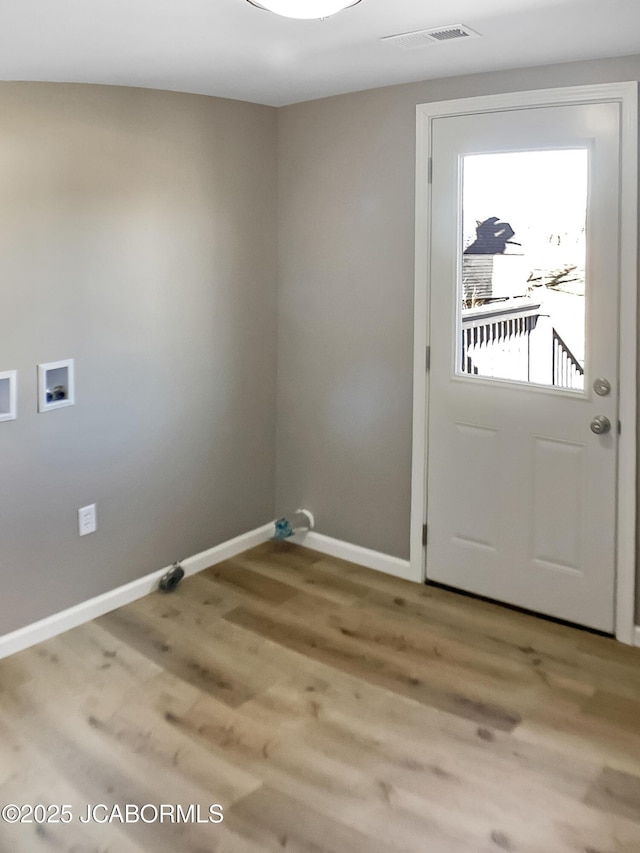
[459,149,588,390]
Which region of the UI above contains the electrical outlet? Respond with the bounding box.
[78,504,97,536]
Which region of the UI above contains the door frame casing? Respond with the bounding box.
[410,83,638,644]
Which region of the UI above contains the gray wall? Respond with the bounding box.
[0,83,278,634]
[276,54,640,562]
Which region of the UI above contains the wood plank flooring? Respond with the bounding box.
[1,541,640,852]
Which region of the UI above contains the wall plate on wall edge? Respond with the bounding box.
[0,370,17,421]
[38,359,75,412]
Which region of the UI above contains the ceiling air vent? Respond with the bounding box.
[382,24,481,50]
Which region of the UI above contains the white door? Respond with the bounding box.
[426,101,621,632]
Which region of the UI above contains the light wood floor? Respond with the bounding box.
[1,542,640,852]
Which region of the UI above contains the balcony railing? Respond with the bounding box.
[460,300,583,389]
[552,328,584,390]
[461,301,541,383]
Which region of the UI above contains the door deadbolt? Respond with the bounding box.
[593,378,611,397]
[590,415,611,435]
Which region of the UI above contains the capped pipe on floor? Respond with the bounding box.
[272,508,315,541]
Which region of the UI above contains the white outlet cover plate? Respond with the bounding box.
[79,504,97,536]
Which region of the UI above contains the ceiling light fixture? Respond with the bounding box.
[247,0,362,20]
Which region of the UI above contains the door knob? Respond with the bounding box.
[590,415,611,435]
[593,378,611,396]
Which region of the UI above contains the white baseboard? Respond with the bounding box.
[6,513,625,660]
[0,522,274,661]
[634,626,640,648]
[288,530,417,583]
[0,522,419,661]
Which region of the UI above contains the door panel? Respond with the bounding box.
[450,423,500,549]
[531,436,584,571]
[426,102,620,632]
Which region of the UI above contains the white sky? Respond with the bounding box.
[462,149,588,249]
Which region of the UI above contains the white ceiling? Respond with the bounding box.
[0,0,639,106]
